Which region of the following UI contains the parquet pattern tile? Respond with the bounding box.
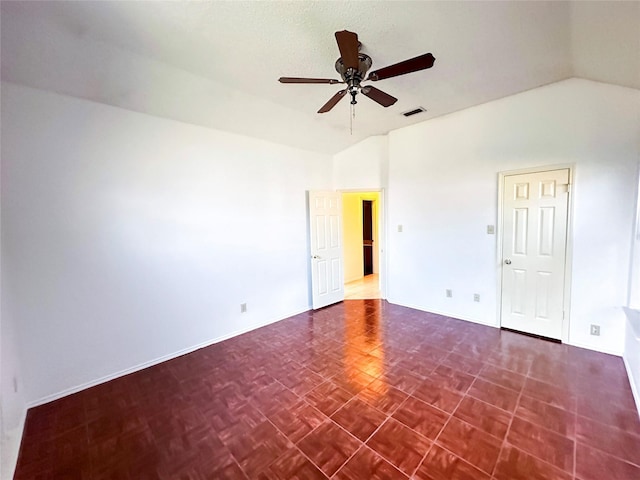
[14,300,640,479]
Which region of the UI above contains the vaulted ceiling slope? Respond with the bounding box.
[1,1,638,155]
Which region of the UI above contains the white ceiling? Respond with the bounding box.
[1,1,638,155]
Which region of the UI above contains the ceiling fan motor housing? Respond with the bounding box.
[335,53,372,92]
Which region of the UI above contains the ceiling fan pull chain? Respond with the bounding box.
[350,102,354,135]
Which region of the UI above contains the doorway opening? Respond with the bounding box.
[342,191,382,299]
[498,166,573,341]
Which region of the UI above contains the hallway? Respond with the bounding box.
[344,274,381,300]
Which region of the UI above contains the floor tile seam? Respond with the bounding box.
[380,378,419,397]
[20,420,91,446]
[209,441,247,480]
[501,418,579,475]
[448,350,491,366]
[328,372,378,393]
[459,391,515,418]
[499,442,580,479]
[464,389,516,415]
[575,394,640,416]
[510,407,576,440]
[359,409,427,475]
[450,400,511,442]
[491,380,526,477]
[410,442,436,479]
[440,412,506,451]
[574,438,640,469]
[427,443,493,479]
[311,418,370,477]
[573,406,578,480]
[354,397,397,445]
[297,414,363,451]
[472,372,525,396]
[523,371,576,395]
[575,411,640,439]
[490,415,577,474]
[483,356,532,376]
[387,394,445,442]
[260,414,331,477]
[430,420,498,477]
[421,392,464,475]
[477,367,527,388]
[334,393,388,419]
[405,391,455,419]
[271,376,310,401]
[515,390,575,414]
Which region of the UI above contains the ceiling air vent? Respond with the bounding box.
[402,107,426,117]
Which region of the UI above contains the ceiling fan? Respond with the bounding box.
[279,30,435,114]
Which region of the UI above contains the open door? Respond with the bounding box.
[309,191,344,309]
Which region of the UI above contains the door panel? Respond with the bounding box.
[309,191,344,309]
[501,169,570,339]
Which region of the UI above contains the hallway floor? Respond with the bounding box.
[14,301,640,479]
[344,274,381,300]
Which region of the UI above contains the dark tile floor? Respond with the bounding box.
[14,300,640,479]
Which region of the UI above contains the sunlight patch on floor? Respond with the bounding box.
[344,273,381,299]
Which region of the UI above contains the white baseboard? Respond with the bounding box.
[27,307,310,408]
[1,407,26,480]
[385,299,499,328]
[566,340,622,357]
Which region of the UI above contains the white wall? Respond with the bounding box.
[333,135,388,191]
[0,294,26,480]
[387,79,639,354]
[1,94,27,480]
[342,193,364,284]
[0,82,332,406]
[629,171,640,309]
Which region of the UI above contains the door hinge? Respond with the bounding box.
[561,183,571,193]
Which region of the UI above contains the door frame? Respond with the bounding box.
[496,164,575,343]
[339,188,387,300]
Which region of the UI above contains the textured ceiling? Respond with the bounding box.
[1,1,638,154]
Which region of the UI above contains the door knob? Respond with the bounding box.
[504,259,512,265]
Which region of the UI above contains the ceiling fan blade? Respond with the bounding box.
[367,53,435,81]
[279,77,342,84]
[318,89,347,113]
[361,86,398,107]
[335,30,359,70]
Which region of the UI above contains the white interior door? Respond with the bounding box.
[309,191,344,309]
[501,169,570,339]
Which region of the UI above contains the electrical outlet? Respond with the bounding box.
[446,289,452,298]
[474,294,480,302]
[240,303,247,313]
[590,324,600,336]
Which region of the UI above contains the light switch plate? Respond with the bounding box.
[487,225,495,234]
[398,225,403,233]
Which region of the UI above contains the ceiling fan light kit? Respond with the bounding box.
[278,30,436,116]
